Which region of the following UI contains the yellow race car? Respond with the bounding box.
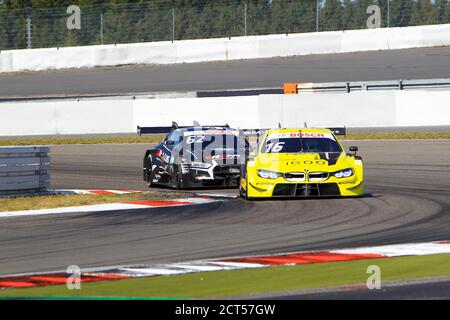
[239,128,364,199]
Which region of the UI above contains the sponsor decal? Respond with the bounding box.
[289,160,328,166]
[289,132,325,138]
[184,130,239,136]
[267,133,335,140]
[338,179,358,185]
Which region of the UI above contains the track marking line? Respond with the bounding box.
[0,197,218,218]
[331,242,450,257]
[52,189,143,195]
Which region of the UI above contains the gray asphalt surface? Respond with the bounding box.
[268,278,450,300]
[1,46,450,97]
[0,140,449,278]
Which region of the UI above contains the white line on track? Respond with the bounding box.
[0,197,217,218]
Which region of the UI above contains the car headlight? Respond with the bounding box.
[190,162,212,169]
[257,170,282,179]
[334,168,354,178]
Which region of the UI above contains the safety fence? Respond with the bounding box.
[0,146,50,196]
[0,0,448,50]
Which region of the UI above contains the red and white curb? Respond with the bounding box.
[0,197,217,218]
[2,241,450,290]
[0,189,237,218]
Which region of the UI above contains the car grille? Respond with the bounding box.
[273,183,340,197]
[283,172,330,182]
[308,172,329,182]
[284,172,306,182]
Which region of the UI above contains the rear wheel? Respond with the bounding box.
[174,165,184,190]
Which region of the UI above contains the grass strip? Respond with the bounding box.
[345,131,450,140]
[0,132,449,146]
[1,253,450,299]
[0,135,164,146]
[0,191,190,212]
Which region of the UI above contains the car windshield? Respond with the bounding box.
[177,130,247,164]
[182,131,243,149]
[261,137,342,154]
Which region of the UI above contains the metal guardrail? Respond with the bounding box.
[285,78,450,94]
[0,146,50,196]
[2,78,450,104]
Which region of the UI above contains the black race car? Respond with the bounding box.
[139,122,246,189]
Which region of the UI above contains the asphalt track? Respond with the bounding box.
[1,46,450,98]
[267,278,450,300]
[0,140,449,277]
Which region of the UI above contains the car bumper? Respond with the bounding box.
[245,179,364,198]
[182,166,241,188]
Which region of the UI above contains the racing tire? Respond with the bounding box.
[239,175,249,200]
[145,156,155,188]
[174,165,185,190]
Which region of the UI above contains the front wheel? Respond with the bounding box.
[145,156,155,188]
[239,176,249,200]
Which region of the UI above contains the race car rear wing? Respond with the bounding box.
[137,125,174,135]
[241,127,346,137]
[138,125,346,139]
[241,129,267,137]
[327,127,347,139]
[137,122,231,135]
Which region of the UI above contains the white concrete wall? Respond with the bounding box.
[395,91,450,127]
[1,90,449,136]
[0,100,134,135]
[133,96,260,129]
[280,92,398,128]
[1,24,450,73]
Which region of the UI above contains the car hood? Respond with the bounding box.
[254,152,350,172]
[182,147,242,165]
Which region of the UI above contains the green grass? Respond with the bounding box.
[0,191,190,212]
[0,135,164,146]
[2,253,450,299]
[0,132,448,146]
[345,131,450,140]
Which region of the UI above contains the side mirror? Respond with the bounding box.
[165,140,175,146]
[348,146,358,155]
